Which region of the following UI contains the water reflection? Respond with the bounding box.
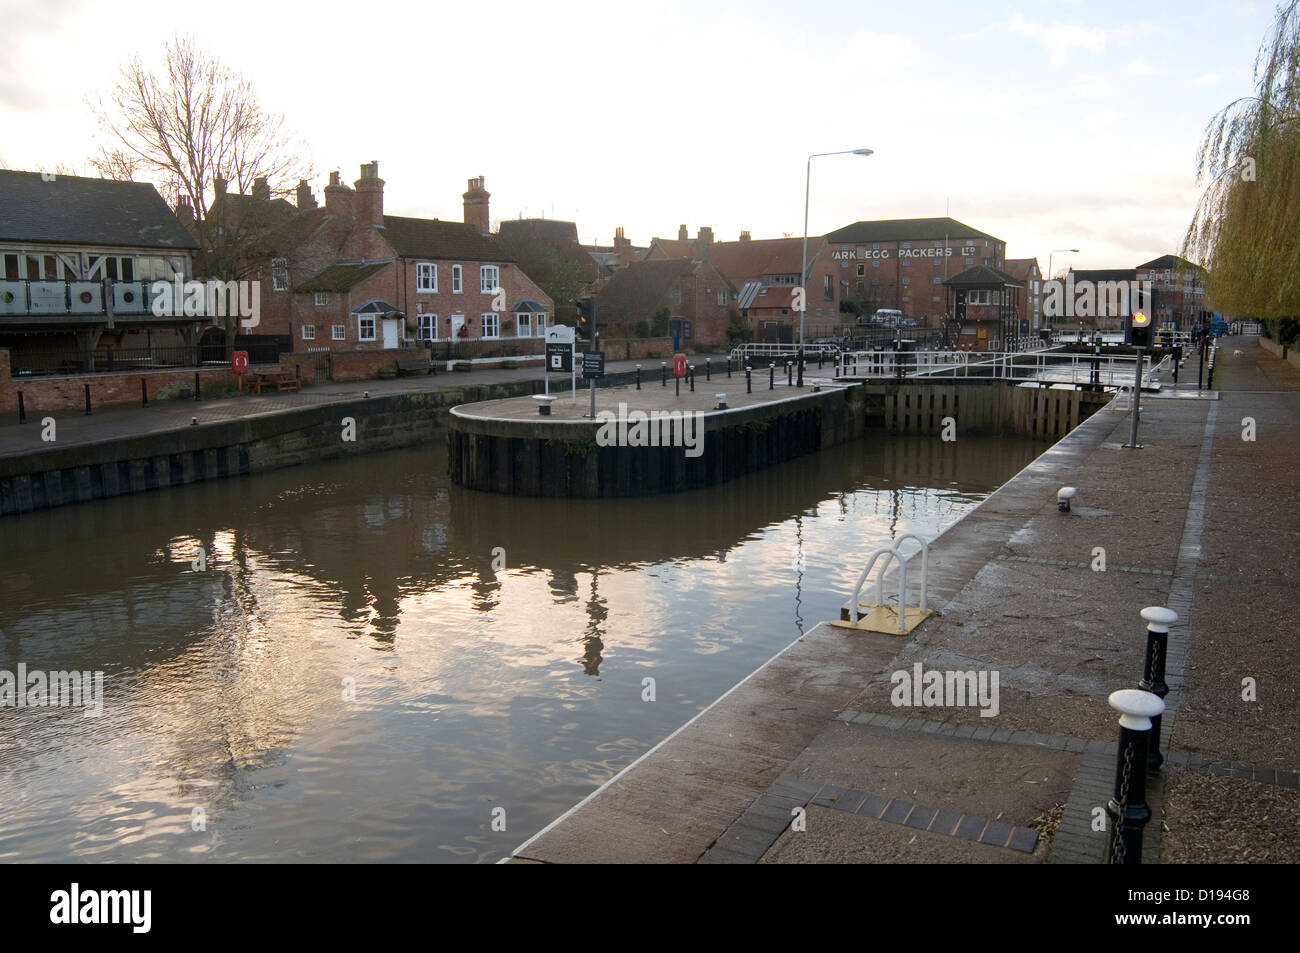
[0,429,1041,862]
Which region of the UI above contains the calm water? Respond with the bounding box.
[0,431,1041,863]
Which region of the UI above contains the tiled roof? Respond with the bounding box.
[645,238,695,259]
[943,265,1024,288]
[512,298,546,313]
[1070,268,1137,284]
[707,237,807,280]
[351,297,402,315]
[0,169,198,249]
[594,258,695,321]
[826,217,1001,245]
[295,261,390,292]
[381,215,511,263]
[1137,254,1202,273]
[1003,258,1041,281]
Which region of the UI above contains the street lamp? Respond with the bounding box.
[800,147,873,385]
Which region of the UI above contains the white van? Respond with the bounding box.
[873,309,904,327]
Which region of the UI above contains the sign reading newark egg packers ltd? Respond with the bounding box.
[831,245,978,260]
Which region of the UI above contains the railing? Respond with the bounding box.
[837,347,1161,388]
[7,342,283,378]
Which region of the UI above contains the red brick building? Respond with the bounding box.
[824,217,1007,327]
[943,265,1026,351]
[1004,257,1043,332]
[592,257,734,347]
[1136,254,1207,328]
[245,165,552,351]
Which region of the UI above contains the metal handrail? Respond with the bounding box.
[849,547,908,632]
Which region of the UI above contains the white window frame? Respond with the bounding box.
[359,315,377,341]
[516,312,531,337]
[416,262,437,292]
[452,264,462,293]
[314,292,328,306]
[418,313,437,341]
[332,324,346,340]
[481,312,499,338]
[534,313,547,337]
[480,265,499,293]
[301,324,315,340]
[271,258,288,292]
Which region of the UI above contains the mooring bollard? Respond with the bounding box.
[769,363,775,390]
[195,371,201,401]
[786,361,793,386]
[1139,606,1177,771]
[705,358,711,381]
[141,379,148,408]
[84,383,92,416]
[689,366,695,392]
[18,391,27,424]
[661,361,667,387]
[675,375,680,397]
[727,357,732,378]
[635,364,641,390]
[1104,688,1165,864]
[746,365,752,394]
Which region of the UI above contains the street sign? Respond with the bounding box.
[546,342,572,372]
[582,351,605,378]
[546,325,575,344]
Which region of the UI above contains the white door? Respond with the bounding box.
[382,318,400,349]
[450,314,465,339]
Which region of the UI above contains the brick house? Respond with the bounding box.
[1135,255,1207,329]
[243,165,552,352]
[943,265,1026,351]
[593,257,734,347]
[1004,258,1043,332]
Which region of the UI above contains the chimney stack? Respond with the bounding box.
[252,177,269,201]
[678,224,688,241]
[693,226,713,261]
[739,230,751,242]
[354,160,385,227]
[296,179,317,210]
[324,170,354,218]
[175,195,193,224]
[213,175,226,199]
[463,176,490,233]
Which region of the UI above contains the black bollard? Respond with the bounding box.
[786,361,793,386]
[1104,689,1164,864]
[141,379,148,408]
[796,347,804,387]
[1138,607,1177,771]
[705,358,710,381]
[769,363,775,390]
[689,366,695,392]
[195,371,201,401]
[18,391,27,424]
[675,375,680,397]
[636,364,641,390]
[746,366,752,394]
[661,362,667,387]
[84,383,92,416]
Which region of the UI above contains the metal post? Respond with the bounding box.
[1127,348,1142,448]
[769,363,775,390]
[84,383,92,416]
[1104,689,1164,864]
[675,375,680,397]
[705,358,710,381]
[796,346,804,387]
[1197,336,1205,390]
[746,365,752,394]
[786,361,793,386]
[728,357,732,378]
[689,366,695,393]
[141,379,148,408]
[1138,606,1177,771]
[106,346,114,373]
[635,364,641,390]
[195,371,201,401]
[661,361,667,387]
[589,377,596,418]
[18,391,26,424]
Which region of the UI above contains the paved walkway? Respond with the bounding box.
[0,354,732,461]
[509,335,1300,863]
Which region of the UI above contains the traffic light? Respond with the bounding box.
[575,296,595,342]
[1129,311,1152,347]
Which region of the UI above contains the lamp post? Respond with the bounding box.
[801,147,873,386]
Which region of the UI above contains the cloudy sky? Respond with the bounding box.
[0,0,1281,271]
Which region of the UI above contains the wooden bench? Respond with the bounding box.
[250,370,301,393]
[396,357,435,376]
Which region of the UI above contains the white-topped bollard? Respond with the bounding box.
[1105,688,1166,864]
[1138,606,1178,771]
[532,394,557,416]
[1057,486,1078,512]
[715,393,727,410]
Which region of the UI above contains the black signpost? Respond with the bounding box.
[546,342,572,373]
[583,351,604,418]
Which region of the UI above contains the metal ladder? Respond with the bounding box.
[842,534,931,634]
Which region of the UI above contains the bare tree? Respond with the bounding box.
[1184,0,1300,332]
[88,35,312,293]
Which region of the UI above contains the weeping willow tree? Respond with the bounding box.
[1183,0,1300,341]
